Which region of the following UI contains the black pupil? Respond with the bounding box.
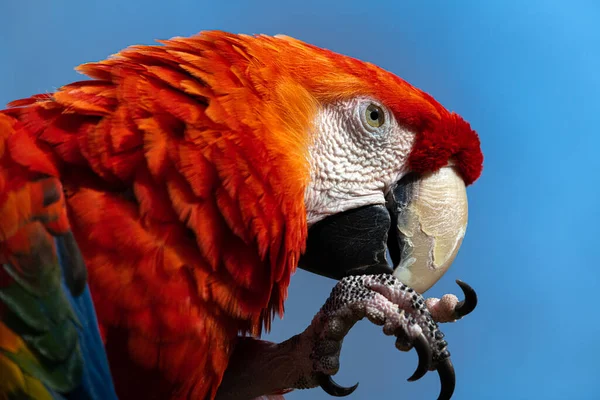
[370,109,380,121]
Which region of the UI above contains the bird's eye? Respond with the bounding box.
[365,104,385,128]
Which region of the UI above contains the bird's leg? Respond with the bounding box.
[216,276,476,400]
[215,335,310,400]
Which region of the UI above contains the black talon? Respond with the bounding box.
[454,279,477,319]
[436,358,456,400]
[318,373,359,397]
[407,333,432,382]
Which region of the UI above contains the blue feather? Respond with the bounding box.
[55,238,119,400]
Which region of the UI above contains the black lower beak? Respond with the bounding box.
[298,204,393,279]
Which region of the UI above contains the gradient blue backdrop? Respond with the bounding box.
[1,1,599,399]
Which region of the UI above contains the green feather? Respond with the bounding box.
[0,254,84,393]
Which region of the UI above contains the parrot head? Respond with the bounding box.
[251,34,484,292]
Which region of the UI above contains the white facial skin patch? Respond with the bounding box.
[305,97,416,226]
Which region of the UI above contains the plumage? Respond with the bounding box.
[0,30,483,399]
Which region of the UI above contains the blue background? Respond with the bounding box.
[1,1,599,399]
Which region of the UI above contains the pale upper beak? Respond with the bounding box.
[386,165,468,293]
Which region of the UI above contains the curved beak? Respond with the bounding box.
[386,166,468,293]
[299,165,468,294]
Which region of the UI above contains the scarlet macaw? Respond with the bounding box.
[0,31,483,400]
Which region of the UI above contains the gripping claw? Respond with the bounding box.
[407,333,432,382]
[317,373,359,397]
[436,358,456,400]
[454,279,477,319]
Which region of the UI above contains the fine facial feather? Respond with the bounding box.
[1,30,483,399]
[305,96,416,225]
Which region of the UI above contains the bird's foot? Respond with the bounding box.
[298,275,477,400]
